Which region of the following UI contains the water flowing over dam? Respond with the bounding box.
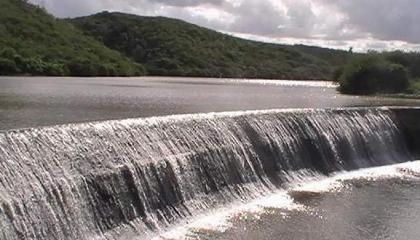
[0,107,417,240]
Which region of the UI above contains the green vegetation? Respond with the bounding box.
[407,81,420,95]
[338,54,409,95]
[1,0,351,79]
[2,0,418,92]
[0,0,145,76]
[70,12,350,80]
[337,51,420,95]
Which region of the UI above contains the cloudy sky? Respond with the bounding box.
[30,0,420,52]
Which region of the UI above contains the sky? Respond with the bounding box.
[30,0,420,52]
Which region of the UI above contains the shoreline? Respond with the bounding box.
[0,75,333,82]
[377,93,420,100]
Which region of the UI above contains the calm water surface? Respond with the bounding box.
[1,76,419,130]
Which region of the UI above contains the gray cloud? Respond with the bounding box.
[29,0,420,50]
[225,0,287,36]
[31,0,99,17]
[317,0,420,43]
[152,0,224,7]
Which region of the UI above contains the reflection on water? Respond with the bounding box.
[0,76,419,130]
[205,179,420,240]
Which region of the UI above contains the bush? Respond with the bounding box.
[43,62,67,76]
[406,80,420,95]
[21,57,47,74]
[0,57,19,74]
[0,47,17,59]
[68,60,98,76]
[338,55,409,95]
[378,63,409,93]
[332,66,344,82]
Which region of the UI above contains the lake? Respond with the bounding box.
[1,76,419,130]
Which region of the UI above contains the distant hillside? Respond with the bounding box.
[71,12,351,80]
[0,0,144,76]
[0,1,351,79]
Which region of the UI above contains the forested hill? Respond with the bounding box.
[0,0,145,76]
[70,12,350,80]
[1,0,417,94]
[0,0,351,79]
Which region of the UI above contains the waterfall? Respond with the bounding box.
[0,108,412,240]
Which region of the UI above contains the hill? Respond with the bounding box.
[70,12,350,80]
[0,0,144,76]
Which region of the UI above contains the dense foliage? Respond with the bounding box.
[70,12,350,80]
[338,52,420,95]
[3,0,418,90]
[0,0,145,76]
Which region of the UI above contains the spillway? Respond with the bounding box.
[0,107,418,240]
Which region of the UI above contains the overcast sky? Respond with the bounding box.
[30,0,420,52]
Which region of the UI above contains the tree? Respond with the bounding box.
[338,54,409,95]
[0,58,19,74]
